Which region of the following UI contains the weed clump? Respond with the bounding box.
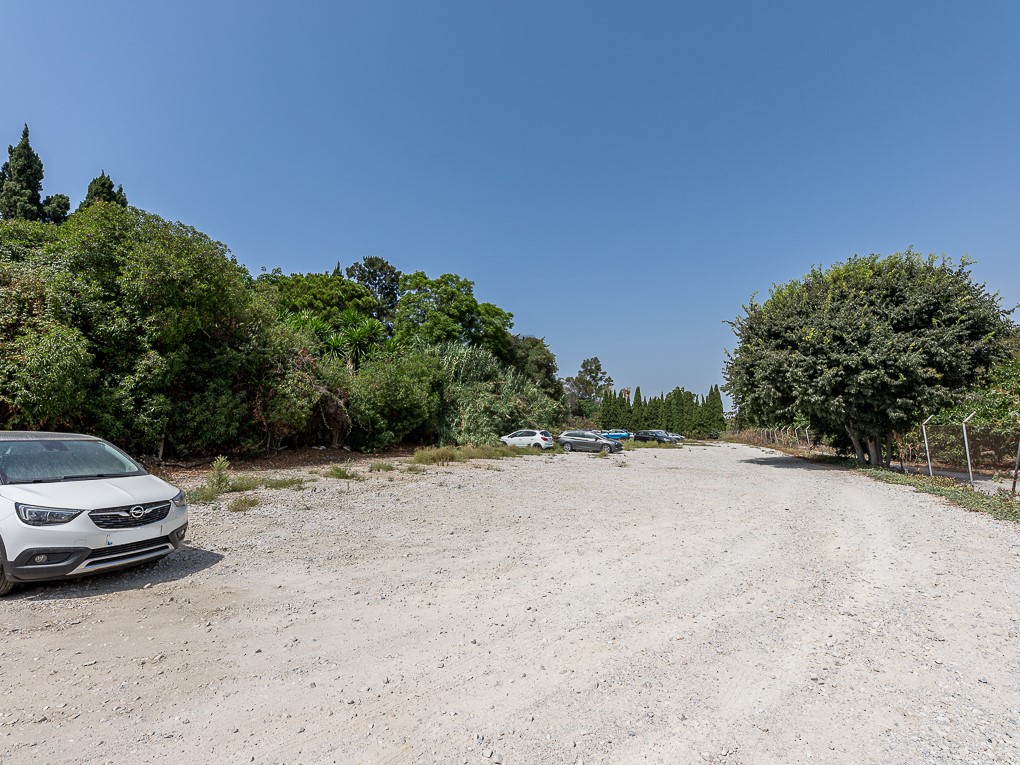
[410,444,521,466]
[325,464,364,480]
[369,461,396,472]
[228,496,260,513]
[189,456,309,504]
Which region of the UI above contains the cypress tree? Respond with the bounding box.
[706,385,726,433]
[79,171,128,211]
[0,125,45,220]
[632,386,643,429]
[618,390,632,431]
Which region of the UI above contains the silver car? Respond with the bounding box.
[555,431,623,453]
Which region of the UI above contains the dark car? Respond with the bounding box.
[556,430,623,453]
[634,429,679,444]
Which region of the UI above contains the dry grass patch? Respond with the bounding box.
[410,444,522,466]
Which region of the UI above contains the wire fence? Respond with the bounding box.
[901,423,1020,490]
[731,423,1020,495]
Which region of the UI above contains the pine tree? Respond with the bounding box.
[78,171,128,211]
[631,387,643,429]
[0,125,45,220]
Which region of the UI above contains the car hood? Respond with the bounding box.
[0,475,177,510]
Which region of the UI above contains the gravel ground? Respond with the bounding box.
[2,443,1020,765]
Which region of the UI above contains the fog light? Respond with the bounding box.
[33,554,49,564]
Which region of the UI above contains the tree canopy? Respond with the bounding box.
[345,256,402,323]
[724,251,1013,465]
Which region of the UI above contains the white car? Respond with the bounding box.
[499,429,555,450]
[0,432,188,596]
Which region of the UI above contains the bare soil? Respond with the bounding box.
[2,443,1020,764]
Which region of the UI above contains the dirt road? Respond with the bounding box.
[2,443,1019,764]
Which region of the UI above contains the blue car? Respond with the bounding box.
[601,429,632,440]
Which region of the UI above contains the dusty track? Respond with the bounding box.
[2,443,1019,764]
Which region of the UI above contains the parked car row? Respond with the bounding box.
[634,429,685,444]
[500,427,686,453]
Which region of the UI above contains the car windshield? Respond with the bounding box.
[0,439,146,484]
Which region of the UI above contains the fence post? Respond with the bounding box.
[922,415,934,477]
[805,427,812,449]
[1012,436,1019,496]
[962,412,976,487]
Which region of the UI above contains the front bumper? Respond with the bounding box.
[2,508,188,583]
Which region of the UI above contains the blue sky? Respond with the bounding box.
[4,1,1018,401]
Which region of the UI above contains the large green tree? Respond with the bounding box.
[394,271,514,359]
[508,335,563,399]
[345,256,402,323]
[259,268,376,326]
[725,251,1012,465]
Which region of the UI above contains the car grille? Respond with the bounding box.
[86,535,173,561]
[89,501,171,529]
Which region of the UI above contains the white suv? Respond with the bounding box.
[0,432,188,596]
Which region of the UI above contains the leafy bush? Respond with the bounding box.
[348,349,443,450]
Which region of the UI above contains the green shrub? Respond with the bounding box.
[207,455,231,493]
[325,464,363,480]
[227,496,260,512]
[369,461,396,472]
[348,350,443,450]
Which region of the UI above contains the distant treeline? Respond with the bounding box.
[598,385,726,437]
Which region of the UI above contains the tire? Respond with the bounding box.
[532,443,542,450]
[562,442,572,452]
[0,538,12,597]
[600,443,610,453]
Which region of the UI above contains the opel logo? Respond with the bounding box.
[130,505,146,519]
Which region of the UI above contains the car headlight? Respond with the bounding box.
[15,503,85,526]
[170,489,187,508]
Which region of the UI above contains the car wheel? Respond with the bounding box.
[562,442,572,452]
[532,443,542,450]
[0,538,12,597]
[600,443,610,453]
[0,561,13,597]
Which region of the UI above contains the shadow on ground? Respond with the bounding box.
[739,455,845,471]
[12,543,224,601]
